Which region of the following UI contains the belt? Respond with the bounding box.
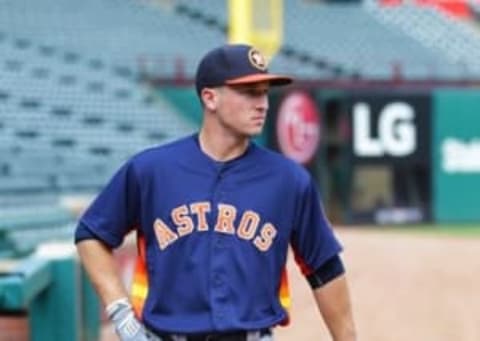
[154,329,272,341]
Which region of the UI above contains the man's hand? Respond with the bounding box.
[106,298,160,341]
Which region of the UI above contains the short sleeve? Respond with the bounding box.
[290,177,343,275]
[78,160,141,248]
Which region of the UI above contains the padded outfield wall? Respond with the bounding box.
[433,90,480,223]
[267,86,480,224]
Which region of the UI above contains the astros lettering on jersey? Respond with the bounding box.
[154,202,276,251]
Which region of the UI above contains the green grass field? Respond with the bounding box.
[369,224,480,237]
[419,224,480,236]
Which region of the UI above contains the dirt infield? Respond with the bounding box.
[274,228,480,341]
[101,228,480,341]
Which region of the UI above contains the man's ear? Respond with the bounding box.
[201,88,218,111]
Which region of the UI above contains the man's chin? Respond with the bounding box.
[235,126,264,139]
[245,130,263,138]
[249,125,265,135]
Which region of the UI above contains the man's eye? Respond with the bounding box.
[243,89,267,96]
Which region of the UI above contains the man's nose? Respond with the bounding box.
[256,95,269,112]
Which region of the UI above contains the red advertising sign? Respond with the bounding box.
[276,91,321,164]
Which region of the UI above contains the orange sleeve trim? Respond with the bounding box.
[293,247,314,276]
[130,232,149,318]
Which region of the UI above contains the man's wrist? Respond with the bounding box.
[105,297,148,340]
[106,297,132,320]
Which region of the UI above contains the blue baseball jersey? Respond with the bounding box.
[79,134,342,334]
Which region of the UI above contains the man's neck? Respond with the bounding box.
[198,128,250,162]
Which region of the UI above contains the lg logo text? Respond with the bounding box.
[353,102,417,157]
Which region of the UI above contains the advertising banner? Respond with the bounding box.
[348,92,431,165]
[347,92,432,223]
[433,90,480,222]
[269,89,322,167]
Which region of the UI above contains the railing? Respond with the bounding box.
[0,206,100,341]
[136,52,480,83]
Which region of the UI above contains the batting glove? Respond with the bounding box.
[106,298,161,341]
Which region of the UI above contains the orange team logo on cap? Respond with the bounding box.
[248,48,267,71]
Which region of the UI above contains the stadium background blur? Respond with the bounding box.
[1,0,480,340]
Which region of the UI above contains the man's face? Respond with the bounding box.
[211,81,270,138]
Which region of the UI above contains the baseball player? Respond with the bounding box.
[75,44,356,341]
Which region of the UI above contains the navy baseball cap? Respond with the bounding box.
[195,44,293,96]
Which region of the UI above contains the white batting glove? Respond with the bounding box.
[106,298,161,341]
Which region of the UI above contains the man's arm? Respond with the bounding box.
[77,239,154,341]
[76,239,128,306]
[313,274,356,341]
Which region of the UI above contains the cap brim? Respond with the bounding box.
[225,73,293,86]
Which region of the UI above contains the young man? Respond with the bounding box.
[75,44,356,341]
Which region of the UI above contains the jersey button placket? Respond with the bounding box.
[214,273,222,286]
[210,168,230,329]
[215,237,224,248]
[214,186,227,249]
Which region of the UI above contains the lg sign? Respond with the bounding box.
[353,102,417,157]
[276,92,320,164]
